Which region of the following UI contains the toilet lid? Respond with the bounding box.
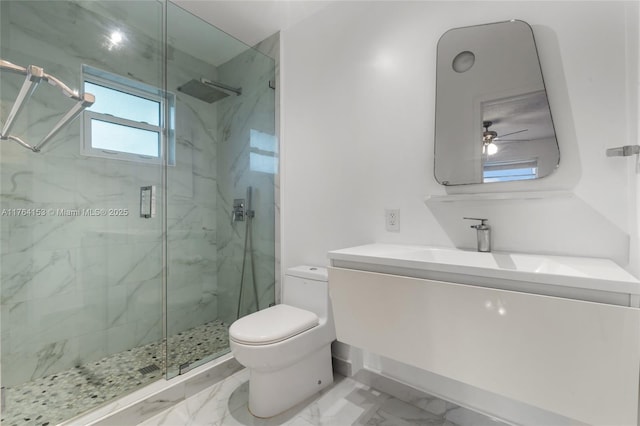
[229,304,319,345]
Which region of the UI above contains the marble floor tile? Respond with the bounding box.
[141,371,510,426]
[444,406,507,426]
[362,397,449,425]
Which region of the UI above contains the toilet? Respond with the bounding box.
[229,265,335,418]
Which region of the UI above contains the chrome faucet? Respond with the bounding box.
[464,217,491,252]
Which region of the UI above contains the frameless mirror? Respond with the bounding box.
[434,20,559,186]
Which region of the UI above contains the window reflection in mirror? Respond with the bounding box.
[434,20,559,186]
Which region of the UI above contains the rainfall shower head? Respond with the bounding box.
[177,78,242,103]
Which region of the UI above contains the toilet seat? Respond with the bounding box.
[229,304,319,346]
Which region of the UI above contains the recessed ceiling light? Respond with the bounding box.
[110,30,124,45]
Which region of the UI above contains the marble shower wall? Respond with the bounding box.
[0,1,220,387]
[254,33,281,306]
[165,3,220,341]
[216,36,277,324]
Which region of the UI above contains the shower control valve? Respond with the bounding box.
[232,199,246,222]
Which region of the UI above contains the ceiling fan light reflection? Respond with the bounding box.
[487,142,498,155]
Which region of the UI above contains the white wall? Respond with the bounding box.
[281,0,639,272]
[281,1,639,423]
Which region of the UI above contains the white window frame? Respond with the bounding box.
[483,159,539,183]
[81,65,175,165]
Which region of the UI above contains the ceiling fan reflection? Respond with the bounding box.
[482,120,528,155]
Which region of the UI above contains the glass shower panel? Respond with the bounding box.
[165,3,276,378]
[0,2,165,424]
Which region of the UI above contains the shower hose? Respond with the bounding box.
[236,188,260,319]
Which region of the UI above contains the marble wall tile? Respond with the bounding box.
[133,314,163,348]
[1,248,76,304]
[165,8,221,357]
[0,0,221,387]
[105,323,136,356]
[1,0,278,392]
[216,40,277,324]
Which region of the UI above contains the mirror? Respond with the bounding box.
[434,20,559,186]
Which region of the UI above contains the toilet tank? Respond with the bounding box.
[283,266,329,318]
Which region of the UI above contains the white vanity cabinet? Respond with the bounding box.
[328,244,640,426]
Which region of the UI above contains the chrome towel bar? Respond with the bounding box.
[606,145,640,157]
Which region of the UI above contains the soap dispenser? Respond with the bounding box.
[463,217,491,252]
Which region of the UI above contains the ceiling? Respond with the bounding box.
[171,1,333,47]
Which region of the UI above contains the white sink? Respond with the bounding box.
[328,243,640,296]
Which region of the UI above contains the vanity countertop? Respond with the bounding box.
[328,243,640,296]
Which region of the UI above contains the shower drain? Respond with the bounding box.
[138,364,160,375]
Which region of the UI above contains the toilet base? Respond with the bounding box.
[248,343,333,418]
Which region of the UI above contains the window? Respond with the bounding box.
[249,129,278,174]
[483,160,538,183]
[81,65,174,164]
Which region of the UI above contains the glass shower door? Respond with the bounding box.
[0,1,278,423]
[165,3,276,378]
[0,1,165,424]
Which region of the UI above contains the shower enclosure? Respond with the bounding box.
[0,2,276,424]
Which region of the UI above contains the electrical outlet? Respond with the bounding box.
[385,209,400,232]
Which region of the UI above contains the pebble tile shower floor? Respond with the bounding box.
[2,319,230,426]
